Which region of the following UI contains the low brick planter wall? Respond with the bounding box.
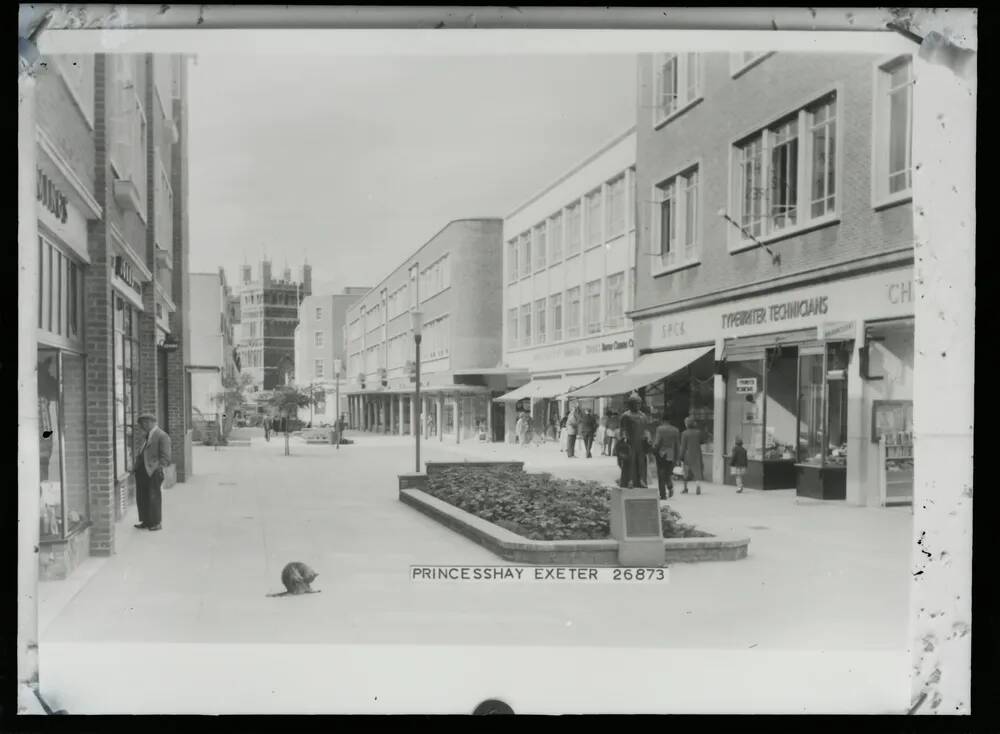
[399,473,750,565]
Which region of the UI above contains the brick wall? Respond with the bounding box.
[634,52,914,314]
[85,54,117,556]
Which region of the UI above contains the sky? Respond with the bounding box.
[187,53,637,295]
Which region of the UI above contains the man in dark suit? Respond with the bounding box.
[652,410,682,500]
[135,413,172,531]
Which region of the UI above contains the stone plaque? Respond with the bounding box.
[624,498,661,538]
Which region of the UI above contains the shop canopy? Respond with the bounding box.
[493,374,599,403]
[565,345,714,398]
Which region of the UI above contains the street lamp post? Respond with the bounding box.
[411,309,423,473]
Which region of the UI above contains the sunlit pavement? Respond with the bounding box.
[39,430,911,653]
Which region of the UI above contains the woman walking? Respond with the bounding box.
[679,416,705,495]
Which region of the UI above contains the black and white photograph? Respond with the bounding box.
[15,6,977,717]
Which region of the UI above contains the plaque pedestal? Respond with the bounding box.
[609,487,665,567]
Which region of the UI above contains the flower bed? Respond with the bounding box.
[424,466,709,541]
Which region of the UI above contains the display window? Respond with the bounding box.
[38,349,89,541]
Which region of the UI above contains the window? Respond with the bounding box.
[549,213,563,263]
[519,233,532,278]
[550,293,563,342]
[314,360,325,379]
[653,166,699,270]
[314,331,324,348]
[731,92,839,247]
[507,239,518,281]
[605,272,624,329]
[507,307,518,348]
[585,280,602,335]
[110,55,148,209]
[585,189,603,248]
[565,286,581,338]
[653,53,701,125]
[534,298,546,345]
[607,175,626,237]
[520,304,531,347]
[54,55,95,126]
[730,51,771,76]
[565,202,581,255]
[533,224,546,271]
[874,56,914,204]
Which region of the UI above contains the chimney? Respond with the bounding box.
[261,259,272,286]
[302,263,313,296]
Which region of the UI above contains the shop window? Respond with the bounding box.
[725,359,765,460]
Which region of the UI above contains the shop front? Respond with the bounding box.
[500,330,636,444]
[634,264,915,504]
[34,155,100,579]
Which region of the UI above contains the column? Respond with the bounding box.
[712,337,726,485]
[486,394,493,442]
[845,321,867,506]
[437,394,444,442]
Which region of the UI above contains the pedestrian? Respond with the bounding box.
[604,409,619,457]
[617,394,649,488]
[730,436,749,493]
[134,413,172,532]
[515,412,529,445]
[565,404,581,458]
[263,415,271,442]
[652,410,681,500]
[679,416,706,495]
[579,407,598,458]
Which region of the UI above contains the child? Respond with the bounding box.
[730,437,749,493]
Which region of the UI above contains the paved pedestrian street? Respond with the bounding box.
[40,430,912,653]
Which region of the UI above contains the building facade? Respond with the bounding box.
[187,269,239,440]
[344,219,511,444]
[586,51,915,505]
[293,287,369,425]
[30,51,193,580]
[234,259,311,392]
[497,128,638,442]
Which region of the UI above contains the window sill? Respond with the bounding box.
[730,52,775,79]
[872,191,912,212]
[653,96,704,131]
[651,258,701,278]
[727,214,840,254]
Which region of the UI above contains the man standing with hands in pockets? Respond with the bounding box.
[134,413,172,532]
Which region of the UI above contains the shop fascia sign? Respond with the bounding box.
[527,334,634,363]
[640,267,915,350]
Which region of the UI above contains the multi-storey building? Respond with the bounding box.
[293,287,369,425]
[26,51,193,580]
[234,259,311,392]
[578,51,915,504]
[497,128,638,442]
[343,219,515,444]
[187,268,239,439]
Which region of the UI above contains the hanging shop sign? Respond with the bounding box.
[639,266,915,351]
[735,377,758,394]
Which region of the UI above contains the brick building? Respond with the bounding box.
[574,51,915,504]
[497,128,638,443]
[343,219,517,444]
[28,51,194,580]
[293,288,369,426]
[234,259,311,393]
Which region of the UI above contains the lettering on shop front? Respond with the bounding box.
[37,169,69,223]
[721,296,829,331]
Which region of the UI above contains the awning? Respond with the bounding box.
[566,345,714,398]
[493,374,599,403]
